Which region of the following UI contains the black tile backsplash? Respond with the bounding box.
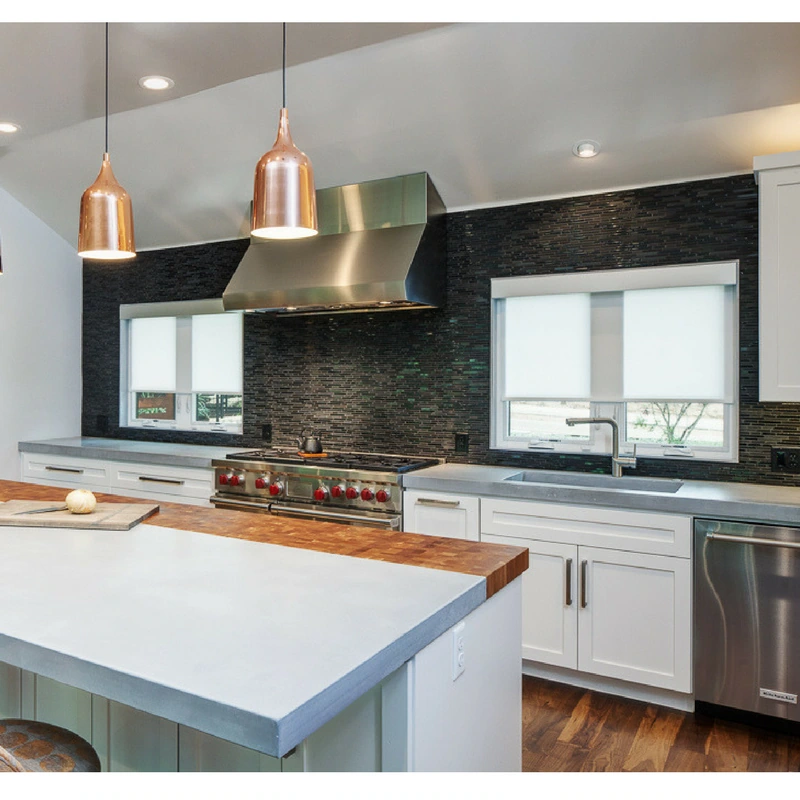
[82,174,800,485]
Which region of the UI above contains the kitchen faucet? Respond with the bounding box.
[565,417,637,477]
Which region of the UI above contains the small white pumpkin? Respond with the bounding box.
[65,489,97,515]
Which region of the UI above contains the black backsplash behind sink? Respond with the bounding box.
[82,174,800,486]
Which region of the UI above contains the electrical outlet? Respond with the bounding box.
[771,447,800,473]
[455,433,470,454]
[261,423,272,444]
[452,621,466,681]
[96,414,108,434]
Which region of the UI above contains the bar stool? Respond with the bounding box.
[0,719,101,772]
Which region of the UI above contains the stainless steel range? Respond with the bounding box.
[211,449,441,529]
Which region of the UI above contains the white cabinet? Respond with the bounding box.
[21,453,110,490]
[0,662,21,718]
[31,674,93,743]
[108,462,213,505]
[20,452,213,507]
[754,151,800,400]
[178,727,280,772]
[481,498,692,693]
[402,490,480,540]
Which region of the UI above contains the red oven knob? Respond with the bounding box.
[376,489,390,503]
[331,485,344,498]
[345,487,359,500]
[360,488,374,502]
[269,482,283,496]
[230,474,242,487]
[314,487,328,501]
[255,477,267,489]
[219,474,230,485]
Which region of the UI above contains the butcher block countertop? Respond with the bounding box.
[0,480,526,598]
[0,479,527,757]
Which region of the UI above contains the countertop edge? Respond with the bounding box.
[403,470,800,527]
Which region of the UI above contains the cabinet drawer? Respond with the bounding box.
[403,490,480,540]
[481,498,691,558]
[109,463,213,501]
[21,453,110,489]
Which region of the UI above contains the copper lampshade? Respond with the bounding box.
[78,153,135,260]
[251,108,318,240]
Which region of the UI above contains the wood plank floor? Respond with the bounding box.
[522,676,800,772]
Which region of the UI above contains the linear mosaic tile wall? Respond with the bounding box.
[82,174,800,485]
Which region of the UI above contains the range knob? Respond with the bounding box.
[376,489,390,503]
[314,487,329,501]
[360,488,374,502]
[218,473,231,486]
[345,486,359,500]
[330,485,345,498]
[269,481,284,496]
[230,474,243,487]
[255,477,267,490]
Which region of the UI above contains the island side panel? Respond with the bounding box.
[407,577,522,772]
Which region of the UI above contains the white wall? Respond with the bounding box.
[0,186,82,480]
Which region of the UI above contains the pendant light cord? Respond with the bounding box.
[282,22,286,109]
[104,22,109,154]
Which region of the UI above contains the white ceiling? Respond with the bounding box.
[1,21,800,251]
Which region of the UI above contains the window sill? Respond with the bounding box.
[490,443,738,464]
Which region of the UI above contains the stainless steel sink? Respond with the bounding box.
[503,470,684,493]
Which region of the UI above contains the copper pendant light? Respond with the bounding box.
[251,23,318,240]
[78,23,136,261]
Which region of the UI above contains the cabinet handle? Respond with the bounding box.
[415,498,461,508]
[138,476,185,486]
[45,466,84,474]
[565,558,573,606]
[580,560,588,609]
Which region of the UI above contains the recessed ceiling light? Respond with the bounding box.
[139,75,174,91]
[573,140,600,158]
[0,122,20,134]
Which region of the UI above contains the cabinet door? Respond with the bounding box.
[108,462,213,505]
[577,547,691,692]
[21,453,110,490]
[33,675,92,743]
[0,662,21,718]
[758,164,800,400]
[106,700,178,772]
[178,726,280,772]
[403,490,479,540]
[482,534,578,669]
[403,489,480,542]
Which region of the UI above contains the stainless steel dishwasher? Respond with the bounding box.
[695,518,800,723]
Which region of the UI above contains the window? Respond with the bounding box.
[121,299,243,433]
[491,262,739,461]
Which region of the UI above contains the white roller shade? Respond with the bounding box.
[191,313,243,394]
[129,317,177,392]
[503,294,591,399]
[623,285,728,401]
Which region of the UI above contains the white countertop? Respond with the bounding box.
[18,437,242,469]
[0,520,484,757]
[403,463,800,526]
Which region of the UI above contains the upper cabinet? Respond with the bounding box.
[755,151,800,401]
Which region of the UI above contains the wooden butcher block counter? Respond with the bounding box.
[0,480,527,598]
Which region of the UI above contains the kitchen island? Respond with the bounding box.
[0,481,527,772]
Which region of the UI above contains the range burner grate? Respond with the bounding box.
[225,450,439,473]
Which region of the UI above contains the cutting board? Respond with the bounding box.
[0,501,159,530]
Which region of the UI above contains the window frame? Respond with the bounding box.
[119,300,244,434]
[490,262,739,463]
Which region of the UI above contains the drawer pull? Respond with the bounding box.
[415,498,461,508]
[580,560,588,609]
[45,466,84,474]
[138,476,185,486]
[565,558,573,606]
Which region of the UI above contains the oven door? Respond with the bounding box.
[211,496,401,530]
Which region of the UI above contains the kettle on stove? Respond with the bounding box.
[297,430,324,454]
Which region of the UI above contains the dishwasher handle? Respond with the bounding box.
[706,531,800,551]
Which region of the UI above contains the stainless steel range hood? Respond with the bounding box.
[222,172,446,315]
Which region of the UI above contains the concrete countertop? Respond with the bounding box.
[403,463,800,527]
[18,437,244,469]
[0,517,484,758]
